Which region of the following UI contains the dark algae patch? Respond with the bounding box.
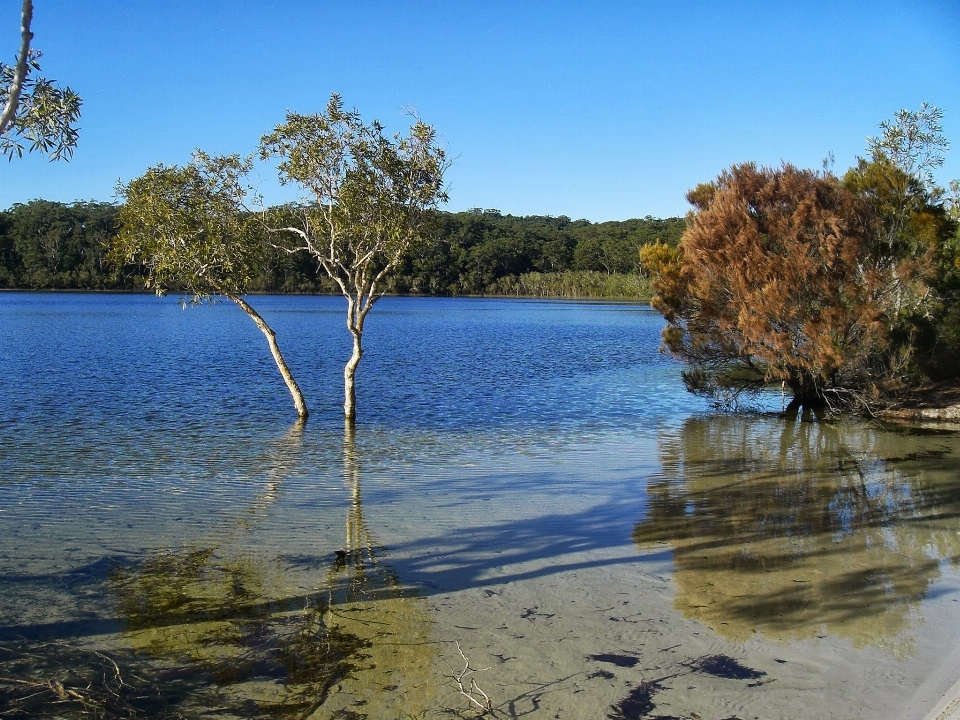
[589,653,641,668]
[686,654,766,681]
[607,679,663,719]
[606,653,766,719]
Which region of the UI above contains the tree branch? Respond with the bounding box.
[0,0,34,137]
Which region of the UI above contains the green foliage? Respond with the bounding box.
[0,204,686,297]
[867,102,948,196]
[260,94,452,419]
[112,151,310,419]
[259,94,449,301]
[846,104,959,382]
[639,240,681,280]
[0,200,120,288]
[843,156,933,257]
[1,0,81,161]
[393,211,684,295]
[947,180,960,223]
[0,51,81,160]
[111,152,262,301]
[488,270,652,299]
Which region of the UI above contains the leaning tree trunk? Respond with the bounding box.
[226,293,309,420]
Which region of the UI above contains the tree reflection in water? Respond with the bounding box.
[104,421,438,719]
[315,421,438,718]
[633,415,960,650]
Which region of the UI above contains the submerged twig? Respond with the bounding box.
[445,641,493,714]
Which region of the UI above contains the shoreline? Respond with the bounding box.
[912,633,960,720]
[878,381,960,424]
[0,286,654,303]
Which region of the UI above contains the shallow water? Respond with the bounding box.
[1,292,959,719]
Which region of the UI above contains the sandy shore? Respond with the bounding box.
[924,684,960,720]
[879,381,960,423]
[917,642,960,720]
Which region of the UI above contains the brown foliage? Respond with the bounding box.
[649,162,927,409]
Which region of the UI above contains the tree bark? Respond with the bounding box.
[344,328,362,421]
[784,377,827,420]
[225,293,309,420]
[0,0,33,138]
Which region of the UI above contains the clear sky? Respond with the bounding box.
[2,0,959,221]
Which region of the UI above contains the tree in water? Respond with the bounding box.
[643,106,957,414]
[112,151,308,419]
[644,162,893,413]
[260,94,448,421]
[1,0,81,161]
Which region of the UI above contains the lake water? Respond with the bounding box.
[1,292,960,719]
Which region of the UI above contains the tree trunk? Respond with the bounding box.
[226,293,309,420]
[344,329,362,421]
[784,376,826,420]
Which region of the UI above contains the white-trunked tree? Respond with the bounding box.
[113,151,309,420]
[1,0,81,161]
[260,94,448,421]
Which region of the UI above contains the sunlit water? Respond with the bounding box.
[1,292,959,719]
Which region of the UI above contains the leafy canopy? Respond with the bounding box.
[867,102,948,196]
[112,152,262,301]
[1,0,81,161]
[647,163,888,408]
[647,105,959,411]
[259,94,449,302]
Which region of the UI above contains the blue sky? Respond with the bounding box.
[2,0,959,221]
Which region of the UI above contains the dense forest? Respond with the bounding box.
[0,200,684,298]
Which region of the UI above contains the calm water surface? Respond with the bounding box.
[1,292,959,719]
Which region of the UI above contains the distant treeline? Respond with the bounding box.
[0,201,684,298]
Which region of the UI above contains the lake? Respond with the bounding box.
[1,292,959,719]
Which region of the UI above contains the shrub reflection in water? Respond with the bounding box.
[634,415,960,650]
